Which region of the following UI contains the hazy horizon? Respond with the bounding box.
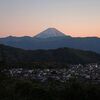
[0,27,100,38]
[0,0,100,37]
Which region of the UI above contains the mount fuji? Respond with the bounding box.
[34,28,67,38]
[0,28,100,53]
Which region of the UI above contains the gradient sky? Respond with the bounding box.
[0,0,100,37]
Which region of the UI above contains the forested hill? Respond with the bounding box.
[0,44,100,64]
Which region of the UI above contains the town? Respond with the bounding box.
[1,63,100,83]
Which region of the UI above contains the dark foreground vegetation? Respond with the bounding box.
[0,73,100,100]
[1,63,100,100]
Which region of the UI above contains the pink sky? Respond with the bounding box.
[0,0,100,37]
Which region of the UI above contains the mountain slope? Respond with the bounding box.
[0,44,100,64]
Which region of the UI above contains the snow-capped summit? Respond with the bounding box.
[34,28,66,38]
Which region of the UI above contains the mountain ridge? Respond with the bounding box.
[0,28,100,53]
[0,44,100,64]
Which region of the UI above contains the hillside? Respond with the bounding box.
[0,44,100,64]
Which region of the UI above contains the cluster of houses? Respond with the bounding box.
[1,63,100,83]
